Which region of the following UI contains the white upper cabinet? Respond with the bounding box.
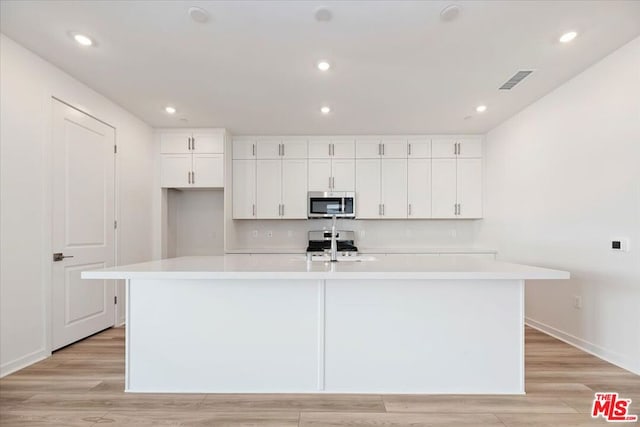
[255,159,308,219]
[331,139,355,158]
[232,159,256,219]
[233,139,256,159]
[191,131,224,154]
[331,159,356,191]
[281,159,308,218]
[407,158,431,218]
[407,138,431,158]
[308,139,332,158]
[432,159,458,218]
[355,139,381,159]
[432,158,482,218]
[159,129,225,188]
[355,159,381,218]
[282,139,308,159]
[256,139,282,159]
[381,159,408,218]
[160,132,193,154]
[308,159,332,191]
[380,139,407,158]
[355,138,407,159]
[432,138,482,158]
[456,159,483,218]
[256,159,282,218]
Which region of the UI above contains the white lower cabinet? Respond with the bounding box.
[407,158,431,218]
[161,154,223,188]
[356,159,407,219]
[232,159,256,219]
[432,158,482,218]
[256,159,308,219]
[308,159,355,192]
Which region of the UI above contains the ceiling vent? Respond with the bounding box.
[499,70,534,90]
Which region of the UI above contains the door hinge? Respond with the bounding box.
[114,145,117,154]
[114,220,117,229]
[114,296,118,304]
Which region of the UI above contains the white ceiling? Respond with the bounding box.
[1,1,639,135]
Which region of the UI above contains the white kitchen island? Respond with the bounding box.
[82,255,568,394]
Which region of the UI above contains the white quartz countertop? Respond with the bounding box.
[225,247,497,254]
[82,255,569,281]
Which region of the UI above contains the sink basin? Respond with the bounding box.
[298,254,378,262]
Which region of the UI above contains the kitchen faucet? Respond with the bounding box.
[330,215,338,262]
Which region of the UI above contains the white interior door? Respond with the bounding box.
[52,100,115,350]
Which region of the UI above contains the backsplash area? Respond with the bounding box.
[229,219,480,251]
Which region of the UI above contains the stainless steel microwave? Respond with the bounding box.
[307,192,356,218]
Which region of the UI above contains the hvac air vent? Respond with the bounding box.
[499,70,534,90]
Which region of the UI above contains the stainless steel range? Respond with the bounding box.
[306,230,358,257]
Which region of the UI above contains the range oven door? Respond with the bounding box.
[308,192,355,218]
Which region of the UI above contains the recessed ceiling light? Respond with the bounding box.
[440,5,460,22]
[559,31,578,43]
[320,106,331,114]
[314,8,332,22]
[73,33,93,47]
[188,7,210,24]
[476,105,487,113]
[165,106,177,114]
[317,61,331,71]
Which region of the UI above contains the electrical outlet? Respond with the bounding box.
[573,295,582,310]
[266,230,273,238]
[611,238,630,252]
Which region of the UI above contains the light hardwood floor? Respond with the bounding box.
[1,326,638,426]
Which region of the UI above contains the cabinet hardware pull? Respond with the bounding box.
[252,204,256,216]
[332,176,335,189]
[278,143,282,156]
[281,204,285,216]
[382,143,385,156]
[252,143,256,157]
[454,142,458,156]
[408,204,412,216]
[192,137,195,151]
[331,143,335,156]
[192,171,195,184]
[408,143,411,156]
[378,204,382,215]
[329,144,331,156]
[187,137,191,151]
[458,203,461,215]
[282,143,285,157]
[329,176,332,189]
[382,204,385,216]
[188,171,191,184]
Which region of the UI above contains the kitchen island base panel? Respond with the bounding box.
[126,278,524,394]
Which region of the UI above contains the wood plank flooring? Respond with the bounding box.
[1,326,638,426]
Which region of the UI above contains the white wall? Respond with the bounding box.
[0,34,155,376]
[477,37,640,374]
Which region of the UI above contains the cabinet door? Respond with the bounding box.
[331,159,355,191]
[233,139,256,160]
[232,159,256,219]
[160,132,192,154]
[256,139,281,159]
[381,139,407,159]
[407,138,431,158]
[282,159,308,219]
[256,159,282,219]
[282,139,308,159]
[381,159,407,218]
[191,132,224,153]
[355,159,381,219]
[331,139,355,158]
[457,138,483,158]
[308,139,332,159]
[457,158,482,218]
[355,139,381,159]
[192,154,223,188]
[308,159,332,191]
[431,138,457,158]
[431,159,457,218]
[160,154,191,188]
[407,158,431,218]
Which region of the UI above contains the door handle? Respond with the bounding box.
[53,253,73,262]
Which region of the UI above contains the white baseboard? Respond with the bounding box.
[525,317,640,376]
[0,348,50,378]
